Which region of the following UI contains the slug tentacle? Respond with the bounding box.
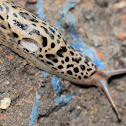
[90,69,126,120]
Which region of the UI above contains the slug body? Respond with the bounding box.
[0,0,126,120]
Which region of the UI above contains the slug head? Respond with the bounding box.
[89,68,126,121]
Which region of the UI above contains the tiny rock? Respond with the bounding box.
[0,97,11,109]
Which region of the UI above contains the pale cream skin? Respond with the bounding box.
[0,0,126,120]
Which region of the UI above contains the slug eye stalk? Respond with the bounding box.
[90,68,126,120]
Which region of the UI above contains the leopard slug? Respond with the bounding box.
[0,0,126,120]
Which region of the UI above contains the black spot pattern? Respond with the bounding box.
[57,39,60,43]
[72,57,82,63]
[39,48,42,52]
[51,42,55,48]
[78,76,81,79]
[52,59,58,63]
[0,25,6,29]
[23,48,29,52]
[58,65,63,69]
[67,70,72,75]
[32,23,36,27]
[47,61,53,66]
[11,6,17,9]
[74,67,79,73]
[84,76,88,78]
[42,37,47,47]
[40,26,48,34]
[13,20,29,30]
[7,15,9,19]
[49,27,55,34]
[67,64,73,68]
[12,32,19,38]
[42,22,47,25]
[0,15,4,20]
[80,65,85,71]
[57,46,67,57]
[65,56,69,62]
[57,34,61,39]
[46,54,55,60]
[19,12,29,19]
[13,13,17,17]
[87,68,92,71]
[39,54,43,58]
[70,51,74,55]
[30,18,38,23]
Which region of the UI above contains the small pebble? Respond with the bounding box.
[0,97,11,109]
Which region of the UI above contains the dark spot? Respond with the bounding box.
[32,14,37,18]
[87,68,92,71]
[45,50,47,52]
[12,32,19,38]
[0,15,4,20]
[52,67,57,70]
[49,33,54,40]
[42,22,47,25]
[4,4,9,13]
[81,72,83,75]
[57,34,61,39]
[61,72,64,74]
[7,15,9,19]
[57,46,67,57]
[58,65,63,69]
[49,27,55,34]
[57,39,60,43]
[30,18,38,23]
[0,5,3,11]
[51,42,55,48]
[78,76,81,79]
[42,37,47,47]
[74,67,79,73]
[18,40,21,44]
[40,26,48,34]
[23,48,29,52]
[11,6,17,9]
[47,61,53,66]
[41,59,44,62]
[84,76,88,78]
[19,12,29,19]
[39,48,42,52]
[46,54,55,60]
[67,64,73,68]
[61,60,64,64]
[67,70,72,75]
[72,57,82,63]
[39,54,43,58]
[65,56,69,62]
[52,59,58,63]
[63,38,67,44]
[13,13,17,17]
[70,51,74,55]
[32,23,36,27]
[0,25,6,29]
[32,29,40,35]
[80,65,85,71]
[13,20,29,30]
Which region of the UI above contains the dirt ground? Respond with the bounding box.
[0,0,126,126]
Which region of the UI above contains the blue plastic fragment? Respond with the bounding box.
[51,75,63,95]
[54,92,78,106]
